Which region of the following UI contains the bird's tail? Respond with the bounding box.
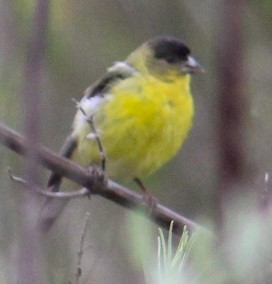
[38,135,78,233]
[38,194,69,233]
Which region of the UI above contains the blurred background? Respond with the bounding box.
[0,0,272,283]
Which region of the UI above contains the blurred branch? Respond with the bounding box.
[18,0,50,283]
[23,0,50,186]
[216,1,249,227]
[0,122,203,234]
[218,0,246,182]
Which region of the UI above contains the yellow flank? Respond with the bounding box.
[74,73,194,180]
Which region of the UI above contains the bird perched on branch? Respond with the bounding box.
[39,35,204,232]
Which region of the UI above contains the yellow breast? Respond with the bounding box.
[74,74,194,181]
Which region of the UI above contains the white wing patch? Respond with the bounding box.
[72,61,135,136]
[107,61,136,74]
[73,96,104,134]
[81,96,104,111]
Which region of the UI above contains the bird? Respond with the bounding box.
[39,35,204,232]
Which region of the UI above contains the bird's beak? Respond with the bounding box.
[182,56,205,74]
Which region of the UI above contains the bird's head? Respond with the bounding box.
[127,36,204,82]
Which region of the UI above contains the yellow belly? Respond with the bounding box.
[73,74,194,181]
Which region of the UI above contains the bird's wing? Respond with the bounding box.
[47,61,137,191]
[85,61,137,98]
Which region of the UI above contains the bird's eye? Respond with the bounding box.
[165,56,178,64]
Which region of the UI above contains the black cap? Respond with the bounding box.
[149,36,191,63]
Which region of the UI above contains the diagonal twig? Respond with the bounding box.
[72,98,107,172]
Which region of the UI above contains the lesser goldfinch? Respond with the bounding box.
[40,36,203,231]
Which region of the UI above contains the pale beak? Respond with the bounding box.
[182,56,205,74]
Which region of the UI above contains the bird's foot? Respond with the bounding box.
[142,192,158,213]
[134,177,158,213]
[87,166,107,194]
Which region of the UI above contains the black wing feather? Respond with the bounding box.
[47,62,136,191]
[47,135,77,191]
[86,62,137,98]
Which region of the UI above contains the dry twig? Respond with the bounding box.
[75,212,91,284]
[72,98,107,172]
[8,168,90,199]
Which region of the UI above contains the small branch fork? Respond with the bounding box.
[0,122,202,234]
[8,168,90,199]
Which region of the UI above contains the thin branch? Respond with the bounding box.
[8,167,28,186]
[72,98,107,172]
[0,122,203,234]
[75,212,91,284]
[8,168,90,199]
